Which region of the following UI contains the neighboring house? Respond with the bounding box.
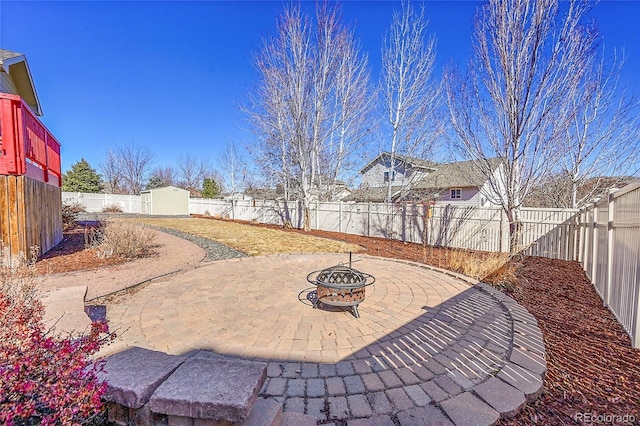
[359,152,437,189]
[0,49,42,115]
[244,187,281,200]
[241,178,352,202]
[352,153,505,207]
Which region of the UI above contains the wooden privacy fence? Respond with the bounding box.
[578,181,640,348]
[189,198,578,257]
[0,175,62,259]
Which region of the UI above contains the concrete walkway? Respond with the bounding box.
[103,253,546,425]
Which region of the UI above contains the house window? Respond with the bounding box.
[383,171,396,183]
[450,188,462,199]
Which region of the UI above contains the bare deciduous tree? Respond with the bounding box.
[445,0,599,251]
[101,144,154,195]
[176,154,209,194]
[220,142,248,196]
[248,2,372,230]
[147,166,177,189]
[561,51,640,208]
[101,150,124,194]
[381,1,440,203]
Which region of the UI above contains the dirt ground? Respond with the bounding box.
[36,219,640,424]
[37,225,127,274]
[37,224,205,300]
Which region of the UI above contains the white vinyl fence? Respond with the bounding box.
[62,192,142,213]
[189,198,577,257]
[577,181,640,348]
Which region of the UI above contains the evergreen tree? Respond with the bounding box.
[62,159,103,193]
[146,175,167,190]
[201,178,222,198]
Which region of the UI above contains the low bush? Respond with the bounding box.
[61,202,85,230]
[0,247,111,425]
[481,259,521,292]
[87,221,156,259]
[102,204,123,213]
[443,249,517,288]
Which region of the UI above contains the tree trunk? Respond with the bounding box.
[506,206,522,253]
[303,197,311,231]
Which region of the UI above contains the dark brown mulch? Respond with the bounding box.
[36,224,126,274]
[500,257,640,425]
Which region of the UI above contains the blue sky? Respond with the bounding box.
[1,1,639,177]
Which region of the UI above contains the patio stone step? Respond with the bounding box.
[100,347,268,425]
[148,354,267,423]
[100,346,187,409]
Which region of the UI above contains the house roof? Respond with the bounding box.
[343,186,403,202]
[0,49,42,116]
[359,152,437,175]
[413,158,503,189]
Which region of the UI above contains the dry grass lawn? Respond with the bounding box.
[129,217,363,256]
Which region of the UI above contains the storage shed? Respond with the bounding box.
[140,186,189,215]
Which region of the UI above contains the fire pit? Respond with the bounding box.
[306,256,375,318]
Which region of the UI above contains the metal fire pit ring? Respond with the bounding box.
[306,262,375,318]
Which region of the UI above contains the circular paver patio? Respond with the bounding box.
[105,253,546,425]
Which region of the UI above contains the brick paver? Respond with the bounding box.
[105,254,546,425]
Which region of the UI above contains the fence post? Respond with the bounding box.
[315,201,319,230]
[367,202,371,237]
[571,213,578,261]
[578,209,585,264]
[499,209,509,253]
[604,191,615,308]
[590,202,598,286]
[338,201,343,233]
[401,202,406,242]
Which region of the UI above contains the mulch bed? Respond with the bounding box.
[500,257,640,425]
[36,224,126,274]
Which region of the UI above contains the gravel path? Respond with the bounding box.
[144,225,248,262]
[76,212,248,262]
